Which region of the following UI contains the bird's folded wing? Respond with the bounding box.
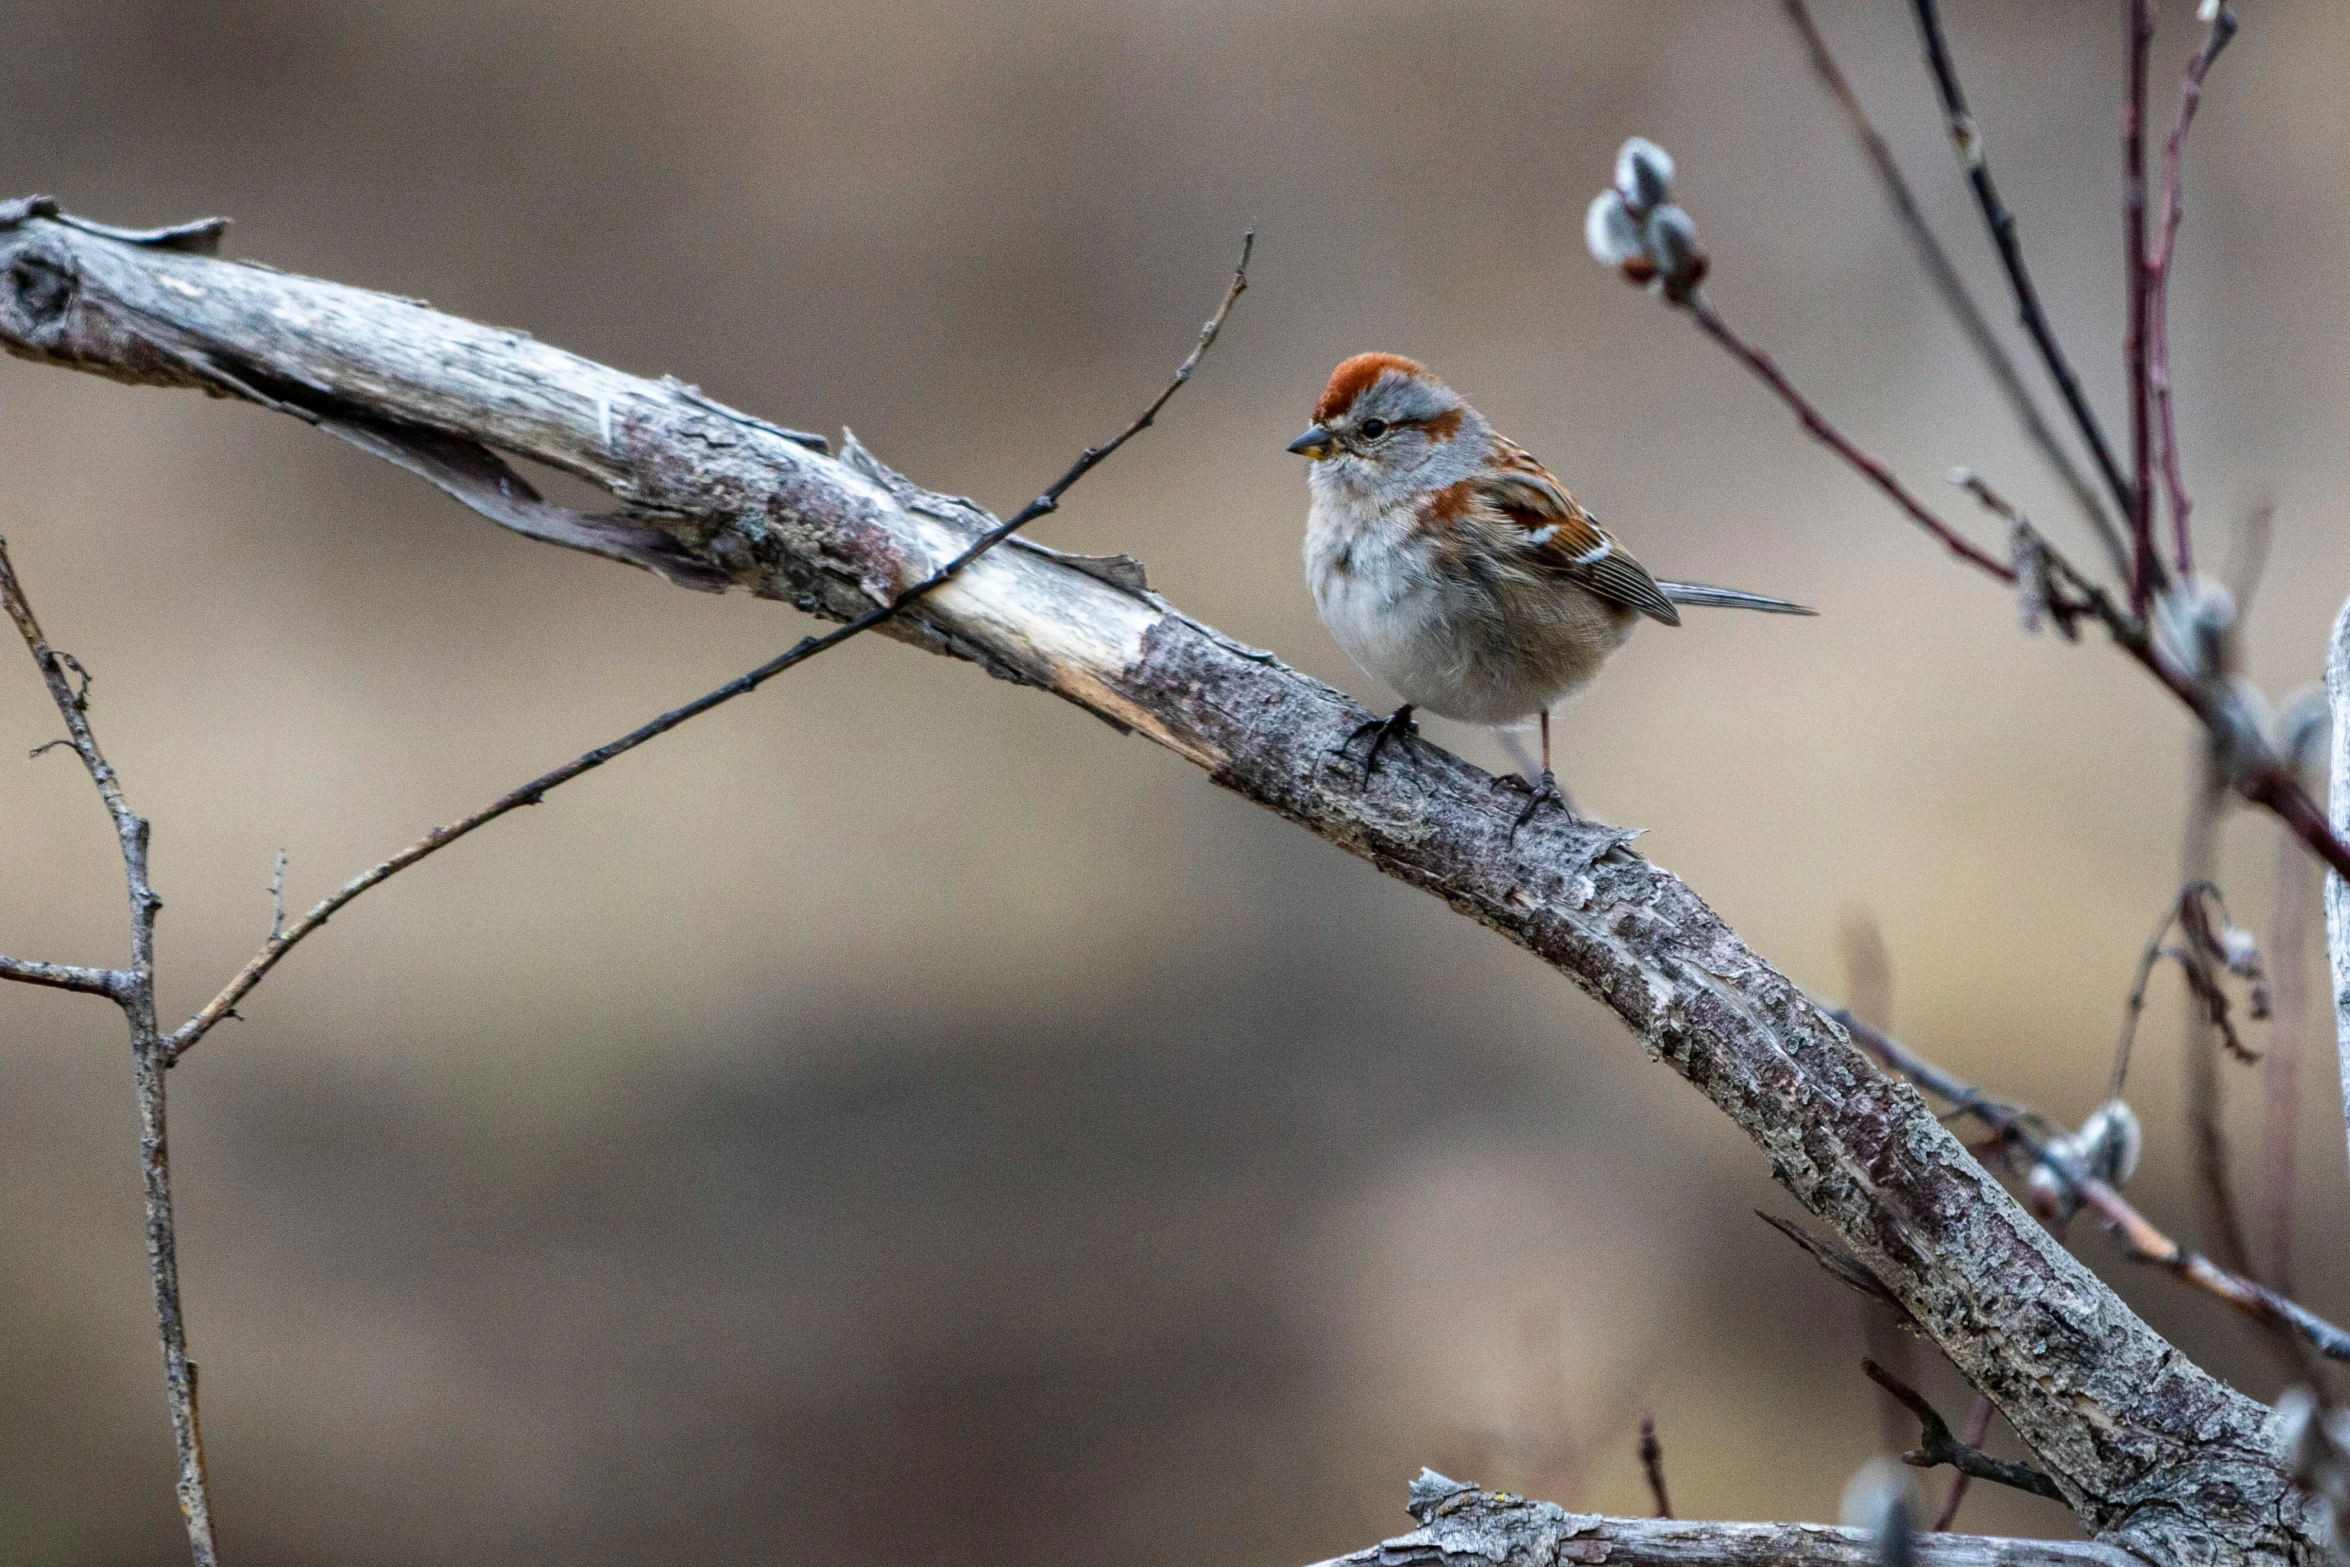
[1475,444,1680,626]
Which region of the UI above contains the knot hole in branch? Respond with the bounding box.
[6,255,76,329]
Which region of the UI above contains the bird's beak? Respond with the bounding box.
[1287,424,1335,459]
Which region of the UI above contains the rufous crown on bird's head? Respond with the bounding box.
[1288,353,1468,462]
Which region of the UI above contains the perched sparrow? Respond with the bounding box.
[1289,353,1813,822]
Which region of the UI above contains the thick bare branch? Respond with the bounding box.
[1841,1010,2350,1368]
[1303,1476,2137,1567]
[0,200,2320,1563]
[161,233,1251,1062]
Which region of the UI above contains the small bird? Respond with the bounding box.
[1289,352,1813,823]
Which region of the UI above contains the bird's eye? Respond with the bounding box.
[1359,418,1389,440]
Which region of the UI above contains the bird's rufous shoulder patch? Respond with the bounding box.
[1417,478,1477,530]
[1314,353,1426,423]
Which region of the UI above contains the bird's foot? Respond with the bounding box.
[1498,769,1573,835]
[1339,704,1421,785]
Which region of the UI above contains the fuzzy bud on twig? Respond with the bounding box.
[1588,136,1709,300]
[2154,576,2237,680]
[2275,684,2331,781]
[1615,136,1675,215]
[2027,1099,2142,1221]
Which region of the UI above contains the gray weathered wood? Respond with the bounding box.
[1310,1480,2143,1567]
[2328,595,2350,1205]
[0,200,2321,1564]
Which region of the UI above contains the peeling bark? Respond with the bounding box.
[0,200,2321,1564]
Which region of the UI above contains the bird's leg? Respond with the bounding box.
[1508,709,1571,832]
[1339,703,1421,784]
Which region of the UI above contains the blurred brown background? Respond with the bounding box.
[4,1,2349,1560]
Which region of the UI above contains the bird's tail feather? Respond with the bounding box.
[1654,580,1817,615]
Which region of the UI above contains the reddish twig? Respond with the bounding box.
[1683,295,2013,580]
[1932,1395,1998,1530]
[1669,301,2350,882]
[2148,8,2240,580]
[2124,0,2157,608]
[2175,883,2265,1307]
[163,234,1252,1064]
[2110,882,2262,1104]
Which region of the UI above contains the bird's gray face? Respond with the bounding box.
[1289,365,1473,501]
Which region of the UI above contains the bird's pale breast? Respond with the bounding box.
[1305,496,1633,726]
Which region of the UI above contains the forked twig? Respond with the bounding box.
[0,235,1250,1564]
[163,232,1252,1062]
[1862,1359,2064,1504]
[0,540,218,1566]
[1932,1395,1998,1531]
[1669,288,2350,884]
[1779,0,2125,578]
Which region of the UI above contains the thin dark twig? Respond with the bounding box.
[1932,1395,1997,1530]
[2125,0,2156,608]
[1838,1009,2350,1369]
[1757,1209,1908,1314]
[2148,7,2240,578]
[2176,895,2267,1332]
[1682,294,2013,579]
[1779,0,2126,578]
[1861,1359,2065,1503]
[2111,881,2260,1102]
[1636,1413,1672,1519]
[1908,0,2138,540]
[164,233,1254,1064]
[0,538,218,1566]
